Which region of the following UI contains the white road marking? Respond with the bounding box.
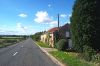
[13,52,18,56]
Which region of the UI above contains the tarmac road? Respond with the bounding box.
[0,38,58,66]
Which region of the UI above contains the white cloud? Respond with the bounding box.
[34,11,52,23]
[68,14,72,17]
[2,25,7,27]
[49,21,58,28]
[0,29,5,33]
[60,14,72,18]
[34,11,57,27]
[16,23,37,35]
[49,24,54,27]
[17,23,21,28]
[0,28,20,35]
[60,14,67,18]
[48,4,51,7]
[65,21,70,24]
[0,24,36,35]
[50,21,57,24]
[16,23,28,32]
[18,13,27,18]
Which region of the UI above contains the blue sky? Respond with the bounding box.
[0,0,75,35]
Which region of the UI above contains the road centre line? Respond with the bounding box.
[13,52,18,56]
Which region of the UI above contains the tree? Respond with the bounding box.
[31,32,43,41]
[70,0,100,52]
[53,30,60,48]
[56,39,68,51]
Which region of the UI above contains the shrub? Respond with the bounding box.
[66,48,75,52]
[4,39,17,43]
[71,0,100,52]
[92,54,100,64]
[79,45,96,61]
[56,39,68,51]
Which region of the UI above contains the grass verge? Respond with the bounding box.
[49,51,92,66]
[0,44,13,48]
[0,38,24,48]
[36,41,50,48]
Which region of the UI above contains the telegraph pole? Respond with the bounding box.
[58,14,60,30]
[58,13,59,31]
[58,13,60,40]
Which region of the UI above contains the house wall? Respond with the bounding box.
[49,33,54,47]
[40,34,47,43]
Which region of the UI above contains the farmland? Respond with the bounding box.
[0,35,28,48]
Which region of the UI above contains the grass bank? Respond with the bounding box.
[0,43,13,48]
[36,41,50,48]
[0,37,25,48]
[49,51,94,66]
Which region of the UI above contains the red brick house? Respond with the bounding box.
[59,23,70,39]
[41,23,72,48]
[47,27,59,47]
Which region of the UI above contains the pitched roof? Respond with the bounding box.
[60,23,70,31]
[48,27,58,33]
[47,23,70,33]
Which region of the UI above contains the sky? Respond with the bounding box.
[0,0,75,35]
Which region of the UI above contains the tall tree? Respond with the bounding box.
[70,0,100,52]
[31,32,43,41]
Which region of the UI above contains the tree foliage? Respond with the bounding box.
[31,32,44,41]
[70,0,100,52]
[56,39,68,51]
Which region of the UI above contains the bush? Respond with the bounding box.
[71,0,100,53]
[79,45,96,61]
[4,39,17,43]
[66,48,75,52]
[92,54,100,64]
[56,39,68,51]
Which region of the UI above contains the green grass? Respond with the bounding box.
[0,38,23,48]
[36,41,50,48]
[1,37,22,39]
[0,44,13,48]
[50,51,91,66]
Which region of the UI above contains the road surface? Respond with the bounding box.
[0,38,58,66]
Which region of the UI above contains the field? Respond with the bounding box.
[0,36,24,48]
